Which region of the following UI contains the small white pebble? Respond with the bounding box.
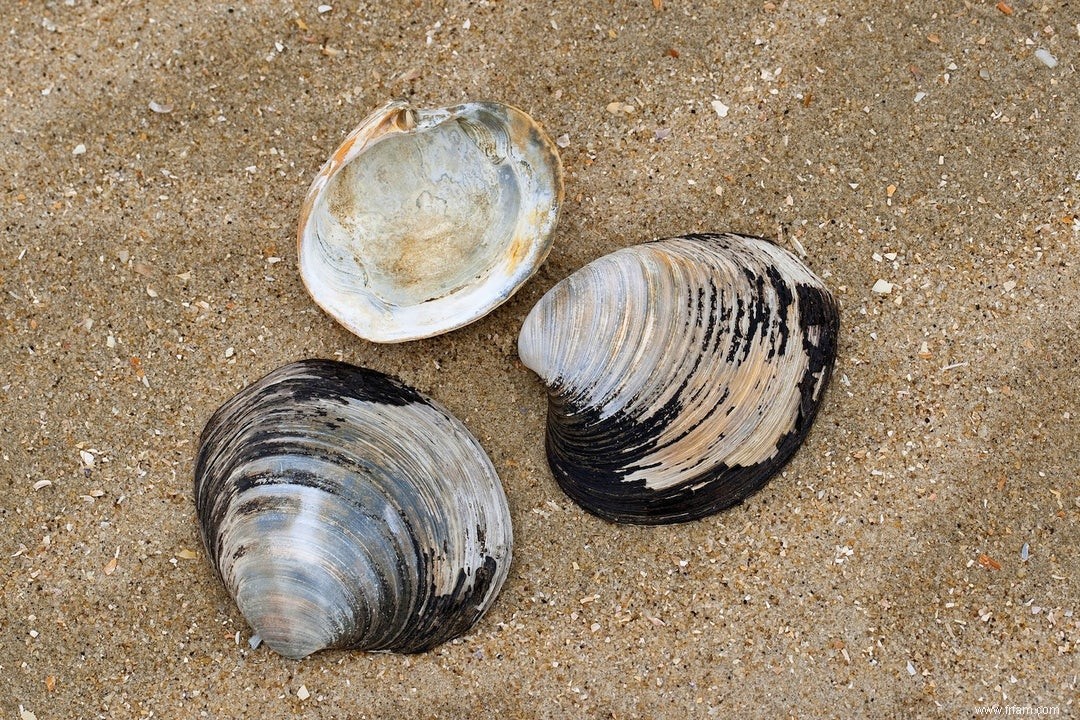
[556,133,570,148]
[1020,543,1030,561]
[148,100,173,114]
[462,18,471,30]
[1003,280,1016,292]
[907,660,916,676]
[710,99,729,118]
[1034,48,1058,68]
[297,685,310,701]
[249,633,262,649]
[913,91,926,103]
[33,480,52,491]
[872,279,894,295]
[72,143,86,155]
[317,4,332,13]
[224,347,235,358]
[79,450,95,468]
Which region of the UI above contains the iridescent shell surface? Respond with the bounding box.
[298,100,563,343]
[518,233,840,524]
[194,360,513,659]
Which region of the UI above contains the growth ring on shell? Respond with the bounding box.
[194,359,513,659]
[298,100,563,343]
[518,233,840,525]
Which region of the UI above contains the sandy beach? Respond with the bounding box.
[2,1,1077,717]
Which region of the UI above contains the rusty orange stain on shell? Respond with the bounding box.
[330,135,358,167]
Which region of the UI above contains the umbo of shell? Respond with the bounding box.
[518,233,840,525]
[194,360,513,660]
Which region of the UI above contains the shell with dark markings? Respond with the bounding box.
[194,359,513,659]
[297,100,563,343]
[517,233,840,525]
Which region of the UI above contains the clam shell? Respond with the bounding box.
[194,360,513,659]
[518,233,840,524]
[298,100,563,343]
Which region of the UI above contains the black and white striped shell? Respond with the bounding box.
[194,360,513,659]
[517,233,840,524]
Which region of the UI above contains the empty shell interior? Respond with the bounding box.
[299,101,562,342]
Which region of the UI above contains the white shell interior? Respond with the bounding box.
[299,101,562,342]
